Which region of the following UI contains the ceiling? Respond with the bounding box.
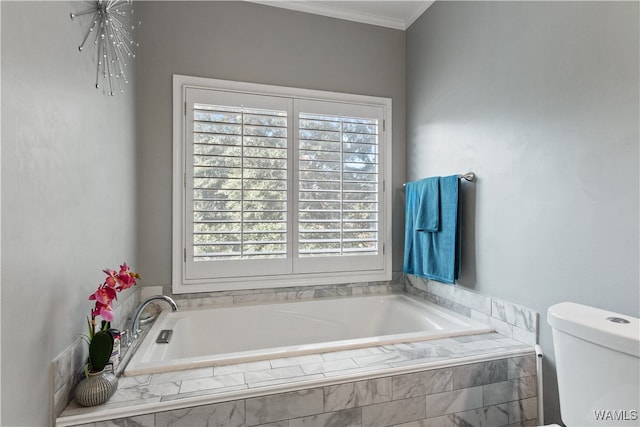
[250,1,434,30]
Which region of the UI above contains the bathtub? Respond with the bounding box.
[124,293,492,376]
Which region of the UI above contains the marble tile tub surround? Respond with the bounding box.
[405,275,539,346]
[51,288,141,423]
[164,273,405,309]
[53,273,538,423]
[52,276,400,421]
[57,332,534,426]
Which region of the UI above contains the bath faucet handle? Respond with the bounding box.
[121,329,131,347]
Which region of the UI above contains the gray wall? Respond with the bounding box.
[2,1,636,424]
[1,2,137,425]
[406,1,639,423]
[136,1,406,288]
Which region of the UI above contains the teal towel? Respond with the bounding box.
[414,178,440,232]
[403,175,460,284]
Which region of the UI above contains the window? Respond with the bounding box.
[173,75,392,293]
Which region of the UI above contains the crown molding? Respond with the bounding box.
[405,1,434,29]
[249,1,434,30]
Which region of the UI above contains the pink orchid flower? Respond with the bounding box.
[88,263,140,332]
[91,301,114,322]
[103,269,119,289]
[89,285,117,305]
[114,263,140,291]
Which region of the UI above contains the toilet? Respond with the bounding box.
[548,302,640,426]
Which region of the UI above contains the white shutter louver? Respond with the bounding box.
[192,103,288,261]
[298,113,379,257]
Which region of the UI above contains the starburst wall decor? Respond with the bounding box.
[71,0,139,96]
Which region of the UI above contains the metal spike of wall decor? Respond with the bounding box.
[71,0,139,96]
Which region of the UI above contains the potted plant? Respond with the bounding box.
[74,263,140,407]
[86,325,114,374]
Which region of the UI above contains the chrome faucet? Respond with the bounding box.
[130,295,178,339]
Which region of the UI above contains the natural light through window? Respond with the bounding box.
[173,75,392,293]
[298,113,379,258]
[192,104,289,261]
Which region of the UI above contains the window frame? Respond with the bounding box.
[172,74,392,293]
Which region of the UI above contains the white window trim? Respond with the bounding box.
[172,74,392,293]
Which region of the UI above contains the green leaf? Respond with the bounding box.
[88,330,113,372]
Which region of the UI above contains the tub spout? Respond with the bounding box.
[130,295,178,340]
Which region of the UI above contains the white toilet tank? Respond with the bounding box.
[548,302,639,426]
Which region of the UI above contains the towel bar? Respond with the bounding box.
[403,172,476,188]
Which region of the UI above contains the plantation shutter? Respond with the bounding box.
[185,89,293,279]
[294,99,384,273]
[175,76,391,291]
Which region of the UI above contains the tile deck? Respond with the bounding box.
[56,332,533,426]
